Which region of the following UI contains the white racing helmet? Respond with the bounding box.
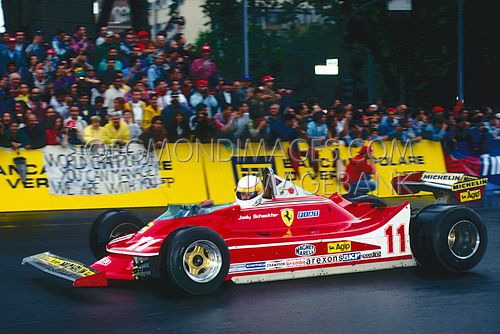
[236,175,264,208]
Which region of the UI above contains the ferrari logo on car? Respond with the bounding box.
[280,208,294,227]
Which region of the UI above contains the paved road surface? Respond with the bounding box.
[1,197,499,333]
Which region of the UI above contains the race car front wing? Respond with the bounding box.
[22,252,107,287]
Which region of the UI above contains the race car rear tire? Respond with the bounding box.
[160,226,229,295]
[89,209,146,259]
[347,194,388,207]
[410,204,487,272]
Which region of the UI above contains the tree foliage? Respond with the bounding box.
[199,0,499,106]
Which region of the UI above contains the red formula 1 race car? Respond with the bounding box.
[23,169,488,295]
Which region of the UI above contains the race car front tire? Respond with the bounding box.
[160,226,229,295]
[89,209,146,259]
[410,204,487,272]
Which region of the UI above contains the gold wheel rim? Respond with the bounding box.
[182,240,222,283]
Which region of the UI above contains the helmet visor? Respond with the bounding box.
[236,182,263,200]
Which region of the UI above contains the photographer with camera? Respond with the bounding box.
[189,103,220,143]
[189,79,218,117]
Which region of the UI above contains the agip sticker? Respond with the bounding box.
[327,241,351,254]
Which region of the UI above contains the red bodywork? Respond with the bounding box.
[90,194,414,284]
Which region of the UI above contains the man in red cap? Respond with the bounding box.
[136,30,150,52]
[260,75,281,104]
[342,145,377,196]
[190,44,217,83]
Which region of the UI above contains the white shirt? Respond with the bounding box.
[103,86,127,112]
[223,91,232,104]
[165,91,188,106]
[130,101,144,122]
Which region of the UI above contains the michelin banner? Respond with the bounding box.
[0,140,447,212]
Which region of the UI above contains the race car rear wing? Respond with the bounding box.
[391,172,488,204]
[22,252,107,287]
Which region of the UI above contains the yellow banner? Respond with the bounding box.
[0,144,207,212]
[204,139,447,203]
[0,140,446,212]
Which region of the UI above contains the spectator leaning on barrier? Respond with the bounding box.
[45,115,64,145]
[230,103,251,141]
[2,122,29,148]
[65,104,88,140]
[19,113,46,149]
[212,104,235,135]
[343,146,377,196]
[105,113,130,145]
[139,116,166,149]
[123,110,142,140]
[167,110,190,142]
[190,103,219,142]
[83,116,107,144]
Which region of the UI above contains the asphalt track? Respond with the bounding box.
[1,196,499,334]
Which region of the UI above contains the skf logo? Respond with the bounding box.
[295,244,316,257]
[297,210,320,219]
[460,189,481,202]
[327,241,351,254]
[339,252,361,262]
[280,208,294,227]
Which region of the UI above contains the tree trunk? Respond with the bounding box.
[97,0,115,27]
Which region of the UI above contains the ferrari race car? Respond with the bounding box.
[23,169,488,295]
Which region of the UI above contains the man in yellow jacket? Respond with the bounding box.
[105,114,130,145]
[142,94,162,130]
[83,116,107,143]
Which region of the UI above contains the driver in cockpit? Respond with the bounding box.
[235,175,264,209]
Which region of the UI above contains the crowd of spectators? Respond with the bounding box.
[0,26,498,156]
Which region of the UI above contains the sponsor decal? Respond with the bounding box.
[95,257,112,266]
[285,258,307,268]
[327,241,352,254]
[452,178,488,191]
[229,251,383,274]
[266,260,287,270]
[231,156,277,184]
[280,208,294,227]
[229,261,266,273]
[459,189,481,202]
[339,252,362,262]
[295,244,316,257]
[305,255,338,266]
[361,251,382,259]
[40,254,95,276]
[297,210,320,219]
[422,173,462,182]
